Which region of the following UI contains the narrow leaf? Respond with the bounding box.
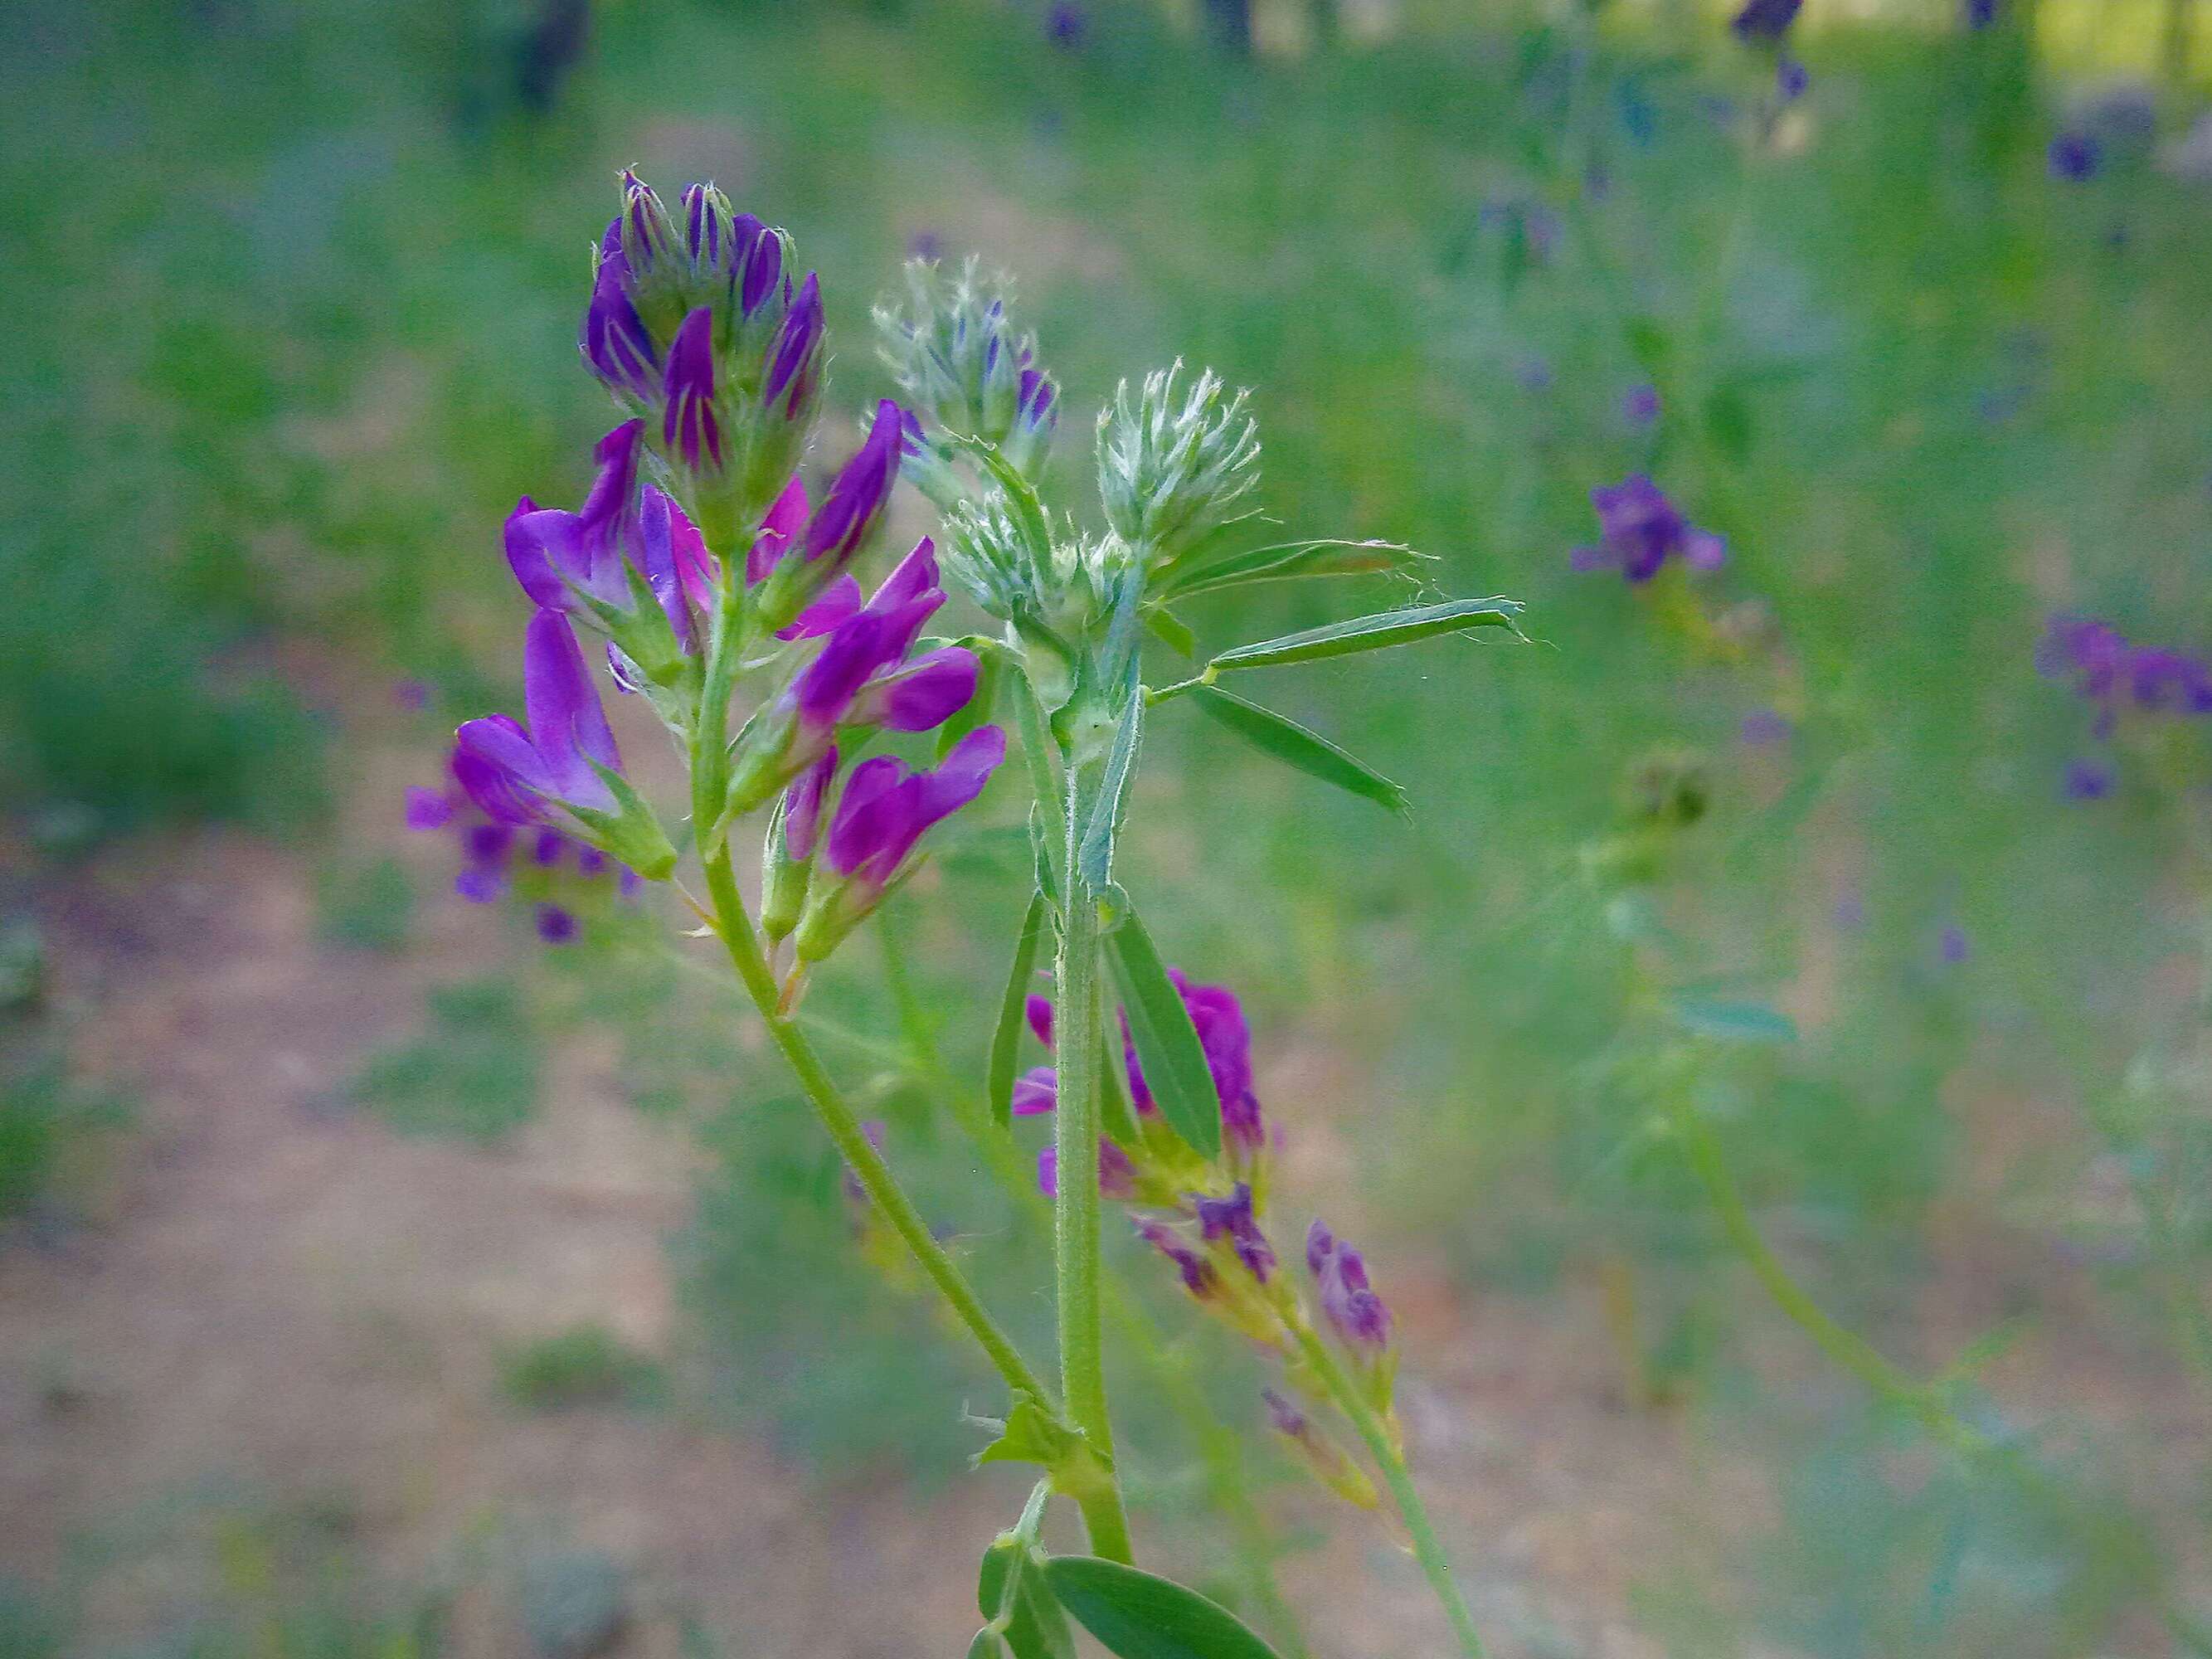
[1187,686,1407,815]
[1106,912,1221,1161]
[1077,695,1143,896]
[988,892,1049,1131]
[1159,538,1429,601]
[1208,596,1520,672]
[1668,996,1796,1044]
[980,1540,1075,1659]
[969,1630,1012,1659]
[1040,1557,1282,1659]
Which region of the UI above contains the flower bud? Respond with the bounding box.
[1262,1388,1380,1509]
[754,400,905,633]
[874,257,1058,480]
[1096,362,1261,570]
[761,750,834,946]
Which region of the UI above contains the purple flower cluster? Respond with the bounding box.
[1017,967,1268,1172]
[1571,474,1725,583]
[1016,964,1400,1437]
[406,752,640,943]
[2037,615,2212,799]
[2049,131,2103,182]
[1730,0,1801,41]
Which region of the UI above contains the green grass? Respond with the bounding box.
[348,978,541,1143]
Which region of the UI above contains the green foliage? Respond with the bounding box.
[348,977,540,1143]
[1039,1556,1283,1659]
[496,1326,668,1413]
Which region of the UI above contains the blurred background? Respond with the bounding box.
[5,0,2212,1654]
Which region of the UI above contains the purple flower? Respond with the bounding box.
[2063,757,2114,801]
[728,539,978,810]
[535,904,580,944]
[1730,0,1801,40]
[1306,1220,1392,1355]
[405,786,454,830]
[802,400,904,570]
[581,241,658,398]
[1133,1216,1217,1297]
[822,727,1004,888]
[2049,131,2103,182]
[505,421,644,613]
[1038,1139,1139,1201]
[1740,708,1792,747]
[2039,615,2212,742]
[1777,57,1809,101]
[1194,1184,1276,1282]
[1965,0,1997,25]
[1622,383,1661,428]
[791,727,1007,961]
[662,307,723,470]
[764,274,824,417]
[455,611,625,825]
[1021,970,1266,1162]
[1938,924,1970,966]
[393,679,430,713]
[730,214,784,319]
[1262,1388,1306,1439]
[1044,1,1087,49]
[617,170,679,276]
[1571,474,1724,582]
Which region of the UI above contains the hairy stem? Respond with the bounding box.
[1295,1326,1486,1659]
[1052,764,1136,1564]
[700,846,1054,1409]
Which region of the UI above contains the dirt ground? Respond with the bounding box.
[0,761,2204,1657]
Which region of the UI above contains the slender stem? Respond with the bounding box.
[874,917,1305,1652]
[699,846,1055,1410]
[1294,1326,1486,1659]
[1052,763,1136,1564]
[1668,1097,1992,1459]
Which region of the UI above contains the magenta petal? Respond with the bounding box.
[777,576,862,640]
[452,719,552,824]
[1011,1067,1058,1116]
[1026,993,1054,1049]
[405,786,454,830]
[747,474,810,586]
[848,646,979,732]
[522,610,621,811]
[785,745,839,861]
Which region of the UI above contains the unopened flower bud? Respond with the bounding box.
[1262,1388,1379,1509]
[873,258,1057,479]
[761,751,834,946]
[1096,362,1261,569]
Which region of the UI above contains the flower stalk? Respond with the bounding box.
[1291,1322,1486,1659]
[699,844,1057,1412]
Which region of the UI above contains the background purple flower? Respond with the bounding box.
[1572,474,1725,582]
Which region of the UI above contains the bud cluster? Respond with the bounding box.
[584,173,825,549]
[877,258,1059,484]
[1096,362,1262,572]
[1018,966,1403,1496]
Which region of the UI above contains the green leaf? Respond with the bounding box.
[1161,538,1430,601]
[969,1630,1013,1659]
[1186,686,1407,815]
[980,1540,1075,1659]
[1208,596,1521,672]
[1077,695,1143,896]
[1106,911,1222,1161]
[1143,607,1199,659]
[1668,996,1796,1044]
[1039,1557,1283,1659]
[988,893,1049,1131]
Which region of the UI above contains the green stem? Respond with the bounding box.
[699,846,1055,1410]
[1053,763,1136,1564]
[873,917,1305,1653]
[1295,1326,1486,1659]
[1668,1098,1991,1459]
